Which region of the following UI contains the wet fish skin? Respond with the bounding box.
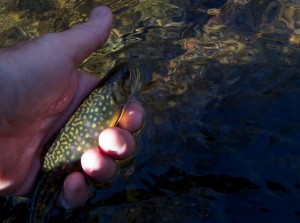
[29,78,125,222]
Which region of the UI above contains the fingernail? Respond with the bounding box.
[57,191,73,210]
[89,6,110,20]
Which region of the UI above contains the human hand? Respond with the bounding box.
[0,6,144,208]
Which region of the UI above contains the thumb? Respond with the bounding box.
[43,6,113,65]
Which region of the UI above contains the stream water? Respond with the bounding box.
[1,0,300,222]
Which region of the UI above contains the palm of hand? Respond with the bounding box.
[0,38,99,196]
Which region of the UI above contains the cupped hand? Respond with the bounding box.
[0,6,144,208]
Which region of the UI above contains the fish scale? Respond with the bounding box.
[43,87,120,172]
[29,66,134,222]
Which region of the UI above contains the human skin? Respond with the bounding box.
[0,6,144,208]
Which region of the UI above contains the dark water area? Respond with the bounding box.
[92,62,300,223]
[1,0,300,222]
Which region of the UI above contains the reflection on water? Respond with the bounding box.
[1,0,300,222]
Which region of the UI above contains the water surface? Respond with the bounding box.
[1,0,300,222]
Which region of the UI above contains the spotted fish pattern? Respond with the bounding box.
[29,76,127,222]
[43,88,120,172]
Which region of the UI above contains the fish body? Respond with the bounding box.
[29,67,133,222]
